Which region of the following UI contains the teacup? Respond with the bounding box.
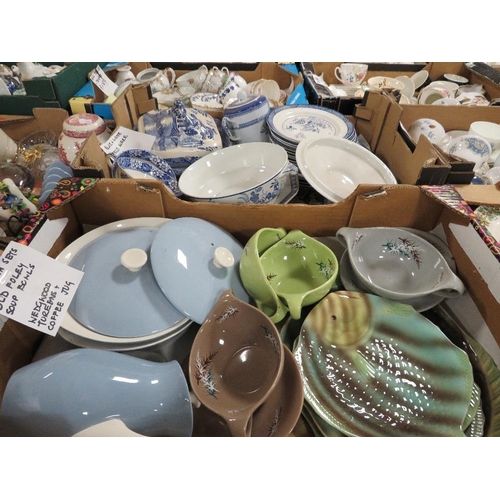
[334,63,368,86]
[222,94,271,144]
[176,65,208,92]
[484,166,500,185]
[201,66,229,94]
[426,80,459,97]
[136,67,176,94]
[217,72,247,106]
[407,118,447,145]
[245,78,280,103]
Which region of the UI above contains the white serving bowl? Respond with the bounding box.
[178,142,298,204]
[295,136,397,203]
[336,226,465,302]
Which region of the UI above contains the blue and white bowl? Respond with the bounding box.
[178,142,299,204]
[113,149,182,197]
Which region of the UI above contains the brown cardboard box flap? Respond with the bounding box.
[454,184,500,206]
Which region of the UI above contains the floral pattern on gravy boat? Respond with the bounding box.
[294,291,475,437]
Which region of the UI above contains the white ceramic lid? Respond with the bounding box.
[150,217,250,324]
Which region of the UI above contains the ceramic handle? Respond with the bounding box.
[434,273,466,298]
[278,162,299,179]
[213,247,235,268]
[278,293,304,321]
[226,414,253,437]
[334,66,344,84]
[221,117,239,144]
[164,67,176,87]
[121,248,148,272]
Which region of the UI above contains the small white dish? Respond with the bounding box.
[395,75,415,99]
[444,73,469,84]
[367,76,405,91]
[295,136,397,203]
[410,69,429,90]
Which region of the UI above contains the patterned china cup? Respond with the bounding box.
[217,72,247,106]
[201,66,229,94]
[334,63,368,86]
[175,65,208,92]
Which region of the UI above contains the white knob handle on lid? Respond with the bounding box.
[213,247,235,269]
[121,248,148,272]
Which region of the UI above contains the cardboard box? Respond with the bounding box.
[353,91,500,185]
[0,62,107,116]
[0,107,68,141]
[301,62,500,116]
[78,62,302,122]
[299,62,428,114]
[0,180,499,436]
[70,64,303,177]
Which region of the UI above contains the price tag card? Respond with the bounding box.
[89,65,117,97]
[0,242,84,336]
[100,126,156,164]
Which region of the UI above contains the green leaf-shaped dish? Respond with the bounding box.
[295,291,475,437]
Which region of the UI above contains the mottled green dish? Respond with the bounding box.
[295,291,475,437]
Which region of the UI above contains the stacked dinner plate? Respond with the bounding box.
[266,104,358,165]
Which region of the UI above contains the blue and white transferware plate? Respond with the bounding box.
[137,100,222,168]
[267,105,357,145]
[113,148,182,197]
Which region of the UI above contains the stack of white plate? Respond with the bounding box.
[266,104,358,165]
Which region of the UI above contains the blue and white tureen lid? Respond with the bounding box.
[137,100,222,169]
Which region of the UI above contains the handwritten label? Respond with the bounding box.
[0,242,84,336]
[89,65,118,97]
[100,126,156,166]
